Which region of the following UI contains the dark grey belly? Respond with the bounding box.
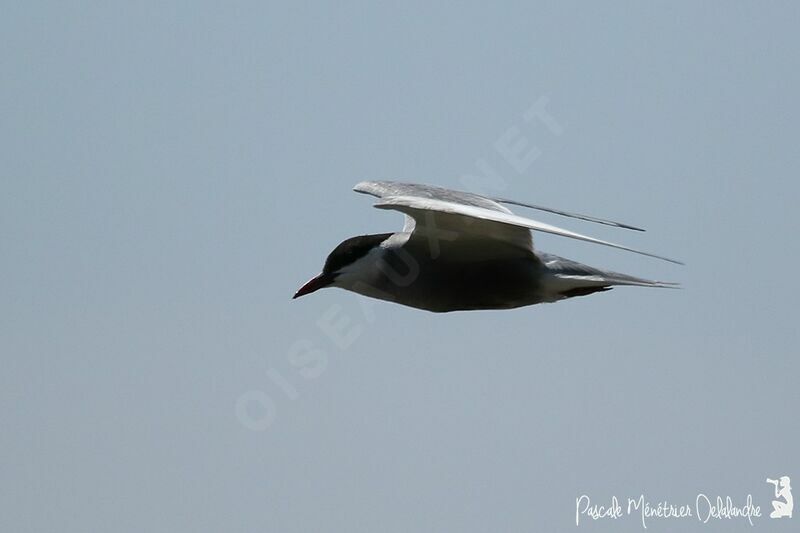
[369,249,544,312]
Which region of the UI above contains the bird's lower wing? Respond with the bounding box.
[539,253,681,288]
[375,195,683,265]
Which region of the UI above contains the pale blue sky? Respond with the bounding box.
[2,2,799,532]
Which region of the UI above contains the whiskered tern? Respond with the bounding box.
[293,181,681,312]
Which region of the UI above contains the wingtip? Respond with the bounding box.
[353,180,387,197]
[619,223,647,232]
[639,250,685,266]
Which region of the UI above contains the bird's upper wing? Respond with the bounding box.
[354,181,515,212]
[353,181,682,265]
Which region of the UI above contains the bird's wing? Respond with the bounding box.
[354,181,532,251]
[354,181,682,264]
[537,252,681,288]
[355,180,646,231]
[373,195,683,265]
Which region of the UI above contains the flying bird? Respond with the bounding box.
[293,181,681,312]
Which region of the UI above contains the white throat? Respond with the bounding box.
[330,245,387,291]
